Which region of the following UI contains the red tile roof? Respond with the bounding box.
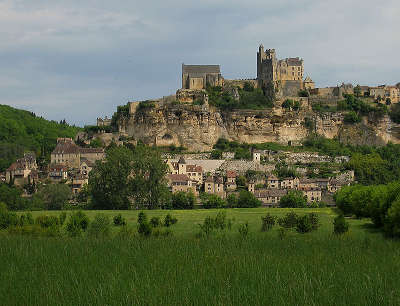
[167,174,190,182]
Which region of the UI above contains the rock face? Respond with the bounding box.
[119,103,400,151]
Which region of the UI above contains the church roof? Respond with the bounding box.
[182,64,220,74]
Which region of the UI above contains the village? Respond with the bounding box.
[2,136,354,207]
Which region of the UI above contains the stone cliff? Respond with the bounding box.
[118,103,400,151]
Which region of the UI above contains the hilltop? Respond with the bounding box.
[0,104,82,171]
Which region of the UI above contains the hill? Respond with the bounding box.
[0,104,82,171]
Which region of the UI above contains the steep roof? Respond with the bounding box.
[226,170,237,178]
[178,156,186,164]
[52,141,80,154]
[304,76,313,83]
[182,64,220,74]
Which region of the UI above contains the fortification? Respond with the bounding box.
[257,45,304,97]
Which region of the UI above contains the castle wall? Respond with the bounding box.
[281,80,303,97]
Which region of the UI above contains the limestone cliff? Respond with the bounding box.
[118,103,400,151]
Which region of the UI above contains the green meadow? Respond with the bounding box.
[1,208,399,305]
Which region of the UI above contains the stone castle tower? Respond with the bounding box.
[257,44,304,97]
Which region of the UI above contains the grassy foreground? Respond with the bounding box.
[0,208,399,305]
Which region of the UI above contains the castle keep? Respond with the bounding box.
[257,45,306,96]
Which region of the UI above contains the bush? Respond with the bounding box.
[18,213,34,226]
[171,191,195,209]
[238,222,249,238]
[383,198,400,238]
[0,202,18,229]
[308,213,320,231]
[261,213,276,232]
[59,212,67,225]
[138,222,152,237]
[237,190,261,208]
[333,214,349,235]
[150,216,161,228]
[66,211,89,237]
[296,215,313,233]
[152,228,173,237]
[278,211,298,228]
[226,193,238,208]
[36,215,59,228]
[344,111,361,124]
[280,190,307,208]
[201,193,226,209]
[113,214,127,226]
[198,212,233,237]
[87,214,111,238]
[164,214,178,227]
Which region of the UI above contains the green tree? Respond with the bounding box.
[279,190,307,208]
[201,193,226,209]
[354,85,361,97]
[39,184,71,210]
[89,146,133,210]
[237,190,261,208]
[130,145,170,209]
[171,191,195,209]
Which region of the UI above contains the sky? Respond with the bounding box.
[0,0,399,126]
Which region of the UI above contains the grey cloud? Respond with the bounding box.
[0,0,399,125]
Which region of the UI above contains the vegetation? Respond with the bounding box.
[170,191,195,209]
[279,190,307,208]
[389,103,400,123]
[89,145,169,210]
[206,84,273,111]
[335,181,400,237]
[0,104,81,171]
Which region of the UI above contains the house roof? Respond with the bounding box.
[226,170,237,178]
[186,165,202,172]
[178,156,186,164]
[167,174,190,182]
[286,57,303,66]
[205,176,214,183]
[79,147,104,154]
[304,76,313,83]
[254,189,287,198]
[50,164,68,171]
[267,175,279,181]
[80,158,95,167]
[52,141,80,154]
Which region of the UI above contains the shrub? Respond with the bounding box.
[277,227,287,240]
[138,222,152,237]
[280,191,307,208]
[296,215,313,233]
[238,222,249,238]
[171,191,196,209]
[278,211,298,228]
[344,111,361,124]
[0,203,18,229]
[88,214,111,238]
[150,216,161,228]
[66,211,89,237]
[201,193,226,209]
[261,213,276,232]
[198,216,215,237]
[164,214,178,227]
[59,212,67,225]
[36,215,59,228]
[308,213,320,231]
[226,193,238,208]
[152,228,173,237]
[383,198,400,238]
[138,211,147,224]
[237,190,261,208]
[18,213,34,226]
[333,214,349,235]
[113,214,127,226]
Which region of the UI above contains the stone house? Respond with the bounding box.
[300,187,322,203]
[315,178,330,190]
[299,178,318,189]
[267,175,280,189]
[370,85,400,103]
[254,189,288,207]
[166,174,197,195]
[204,176,225,198]
[51,138,105,170]
[225,170,237,191]
[327,179,343,193]
[6,153,38,186]
[167,157,203,185]
[71,174,89,194]
[48,165,68,182]
[280,177,299,189]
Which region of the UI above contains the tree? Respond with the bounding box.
[201,193,226,209]
[226,193,238,208]
[236,176,246,188]
[354,85,361,97]
[89,146,134,209]
[279,190,307,208]
[38,184,71,210]
[333,214,349,235]
[171,191,195,209]
[237,190,261,208]
[130,145,170,209]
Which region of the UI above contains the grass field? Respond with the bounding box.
[1,208,399,305]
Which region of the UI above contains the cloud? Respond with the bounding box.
[0,0,399,125]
